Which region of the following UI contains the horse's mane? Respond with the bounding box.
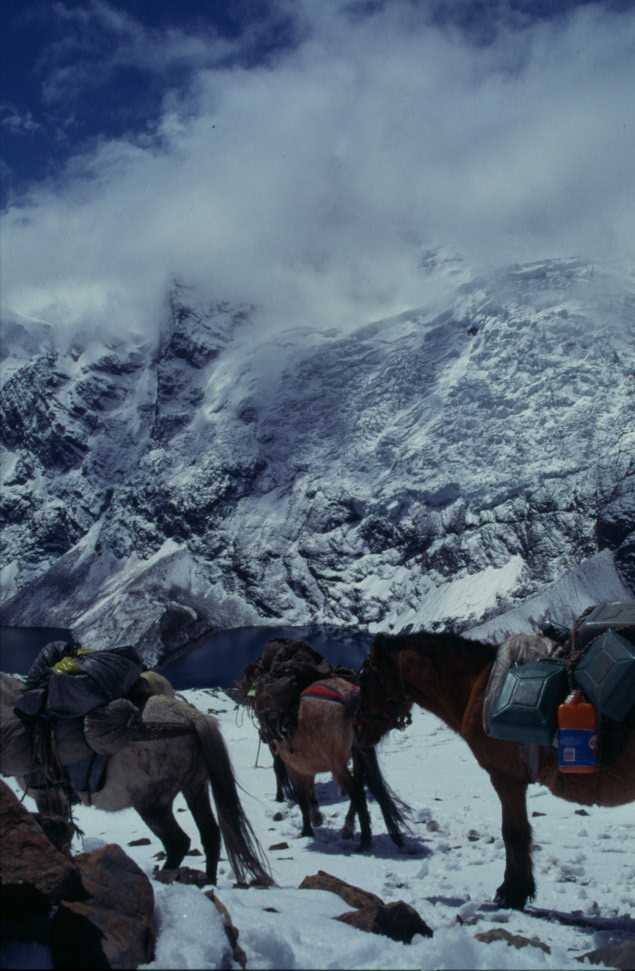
[372,629,497,670]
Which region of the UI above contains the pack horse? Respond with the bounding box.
[271,675,409,849]
[356,629,635,909]
[0,672,271,887]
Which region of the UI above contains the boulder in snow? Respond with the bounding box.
[50,843,155,970]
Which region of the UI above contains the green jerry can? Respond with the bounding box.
[574,629,635,721]
[572,601,635,722]
[488,658,570,745]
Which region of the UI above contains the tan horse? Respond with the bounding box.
[271,676,408,850]
[0,673,271,887]
[356,631,635,909]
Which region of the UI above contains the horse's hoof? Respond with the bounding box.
[494,886,528,911]
[251,875,274,888]
[341,828,354,840]
[311,813,324,827]
[356,839,372,853]
[300,828,314,838]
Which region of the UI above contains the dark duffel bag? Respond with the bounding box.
[16,644,143,721]
[46,646,143,718]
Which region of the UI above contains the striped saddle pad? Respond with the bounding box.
[301,682,360,704]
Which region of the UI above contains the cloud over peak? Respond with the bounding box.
[3,0,635,334]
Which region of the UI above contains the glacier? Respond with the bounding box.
[1,256,633,660]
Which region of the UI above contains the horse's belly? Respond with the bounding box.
[88,739,197,812]
[277,744,333,776]
[539,737,635,808]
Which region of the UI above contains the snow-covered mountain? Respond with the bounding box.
[1,256,633,658]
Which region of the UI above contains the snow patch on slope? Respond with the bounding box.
[469,549,631,640]
[386,554,527,632]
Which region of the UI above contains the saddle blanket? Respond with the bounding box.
[301,682,360,704]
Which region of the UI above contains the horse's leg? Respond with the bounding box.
[341,799,356,839]
[136,801,191,871]
[353,746,405,848]
[309,781,323,827]
[183,781,222,883]
[287,769,315,837]
[333,764,372,851]
[489,770,535,909]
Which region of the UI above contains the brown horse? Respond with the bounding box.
[0,673,272,887]
[356,631,635,909]
[271,677,408,850]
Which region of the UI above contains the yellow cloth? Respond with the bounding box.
[52,647,95,674]
[52,656,81,675]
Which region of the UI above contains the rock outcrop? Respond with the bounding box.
[0,782,155,970]
[0,780,81,936]
[50,844,155,970]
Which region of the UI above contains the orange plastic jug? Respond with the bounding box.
[557,690,599,774]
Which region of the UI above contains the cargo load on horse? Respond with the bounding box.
[237,637,357,743]
[572,602,635,721]
[9,640,164,799]
[484,602,635,772]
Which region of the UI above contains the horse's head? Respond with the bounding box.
[355,645,413,747]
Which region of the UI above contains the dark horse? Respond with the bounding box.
[356,631,635,909]
[271,677,409,850]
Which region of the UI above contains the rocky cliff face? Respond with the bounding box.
[1,259,633,660]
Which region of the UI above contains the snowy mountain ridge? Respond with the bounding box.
[1,256,633,657]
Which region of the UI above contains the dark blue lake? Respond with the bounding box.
[158,625,372,690]
[0,624,372,689]
[0,626,75,676]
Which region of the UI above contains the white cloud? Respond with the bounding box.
[0,104,41,135]
[3,1,635,335]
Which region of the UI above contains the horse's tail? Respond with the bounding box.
[193,714,273,887]
[343,689,361,720]
[352,744,411,847]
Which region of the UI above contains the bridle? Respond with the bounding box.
[356,654,413,738]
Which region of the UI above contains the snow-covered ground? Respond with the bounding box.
[7,686,634,969]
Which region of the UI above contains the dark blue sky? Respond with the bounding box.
[2,0,632,198]
[1,0,297,193]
